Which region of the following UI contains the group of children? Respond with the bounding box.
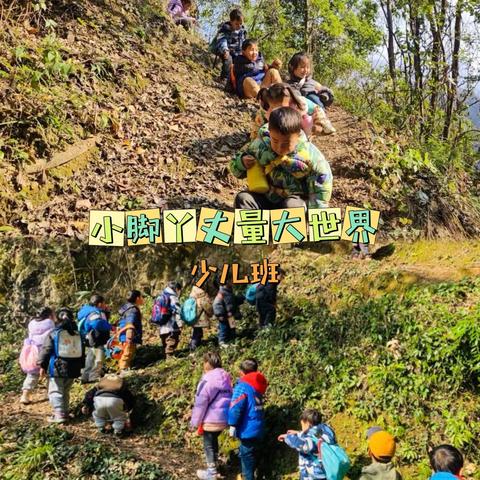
[18,301,470,479]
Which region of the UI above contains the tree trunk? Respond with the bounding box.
[380,0,397,105]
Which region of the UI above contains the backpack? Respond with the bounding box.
[151,293,173,326]
[105,326,132,360]
[245,283,259,306]
[180,297,199,326]
[82,311,110,348]
[19,339,39,374]
[314,435,350,480]
[54,330,83,359]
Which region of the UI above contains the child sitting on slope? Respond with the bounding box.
[167,0,197,30]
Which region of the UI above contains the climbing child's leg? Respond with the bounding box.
[261,68,282,88]
[243,77,260,99]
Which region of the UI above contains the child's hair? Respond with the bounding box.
[230,8,243,22]
[269,107,303,135]
[89,294,105,307]
[242,39,257,51]
[240,358,258,373]
[278,267,286,276]
[429,445,464,474]
[257,83,304,112]
[182,0,192,7]
[127,290,142,303]
[57,307,76,333]
[203,351,222,369]
[288,52,311,77]
[300,408,322,426]
[168,281,183,291]
[37,306,54,320]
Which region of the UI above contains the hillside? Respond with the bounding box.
[1,0,480,239]
[1,239,480,479]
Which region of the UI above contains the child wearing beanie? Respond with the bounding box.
[359,427,402,480]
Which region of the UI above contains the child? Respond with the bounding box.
[189,284,215,351]
[428,445,464,480]
[191,352,233,480]
[359,426,402,480]
[20,307,56,405]
[228,358,268,480]
[78,294,112,384]
[256,268,285,329]
[38,308,84,423]
[167,0,196,30]
[214,9,247,81]
[278,409,337,480]
[231,39,282,99]
[212,281,244,347]
[287,52,335,133]
[231,106,333,210]
[156,281,183,358]
[82,374,135,436]
[117,290,144,375]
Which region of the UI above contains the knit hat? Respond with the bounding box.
[367,427,396,461]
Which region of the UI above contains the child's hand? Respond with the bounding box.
[278,434,287,442]
[242,155,256,169]
[222,50,230,60]
[271,58,283,70]
[287,429,299,434]
[39,368,46,378]
[81,406,90,415]
[229,426,236,437]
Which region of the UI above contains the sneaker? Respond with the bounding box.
[48,414,67,424]
[98,427,108,434]
[114,430,124,438]
[119,369,133,378]
[20,391,31,405]
[219,342,229,349]
[196,466,217,480]
[320,119,336,135]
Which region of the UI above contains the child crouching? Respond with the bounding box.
[83,374,135,436]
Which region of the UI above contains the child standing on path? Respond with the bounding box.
[157,281,183,358]
[190,352,233,480]
[278,409,338,480]
[78,294,112,384]
[359,427,402,480]
[228,358,268,480]
[82,374,135,436]
[20,307,56,405]
[213,281,243,347]
[428,445,464,480]
[189,284,215,351]
[117,290,144,375]
[214,9,247,81]
[37,308,84,424]
[256,268,286,329]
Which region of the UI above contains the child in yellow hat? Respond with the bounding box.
[359,427,402,480]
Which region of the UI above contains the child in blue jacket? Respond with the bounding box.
[278,409,337,480]
[78,294,112,383]
[228,358,268,480]
[428,445,464,480]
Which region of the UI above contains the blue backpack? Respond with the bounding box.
[181,297,198,326]
[245,283,259,306]
[313,436,350,480]
[151,293,173,326]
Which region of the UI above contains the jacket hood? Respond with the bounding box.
[78,304,99,320]
[164,286,177,297]
[119,302,136,316]
[240,371,268,395]
[204,368,232,388]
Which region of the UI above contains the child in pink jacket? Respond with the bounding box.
[167,0,196,30]
[191,351,233,480]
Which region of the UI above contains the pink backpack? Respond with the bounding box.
[19,338,40,374]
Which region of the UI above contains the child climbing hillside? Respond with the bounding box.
[256,268,285,329]
[213,9,247,81]
[82,374,135,436]
[19,307,56,405]
[78,294,112,384]
[190,351,233,480]
[228,358,268,480]
[37,308,85,424]
[212,281,244,347]
[188,284,215,351]
[230,39,282,99]
[287,52,335,133]
[428,445,464,480]
[167,0,197,30]
[231,106,333,209]
[360,427,402,479]
[254,83,334,137]
[117,290,144,375]
[278,409,341,480]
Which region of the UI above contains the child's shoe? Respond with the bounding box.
[20,390,31,405]
[196,464,217,480]
[48,412,67,424]
[114,429,124,438]
[97,427,108,434]
[319,118,336,135]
